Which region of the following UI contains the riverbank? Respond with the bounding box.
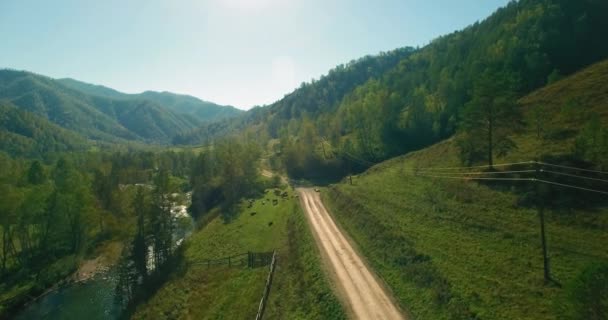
[1,241,123,319]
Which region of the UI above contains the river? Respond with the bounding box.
[12,192,193,320]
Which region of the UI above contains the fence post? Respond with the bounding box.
[255,250,277,320]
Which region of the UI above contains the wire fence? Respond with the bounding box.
[255,251,277,320]
[318,139,608,196]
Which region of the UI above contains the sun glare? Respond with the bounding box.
[217,0,277,11]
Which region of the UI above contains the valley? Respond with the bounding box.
[1,0,608,319]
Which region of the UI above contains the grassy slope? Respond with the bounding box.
[322,60,608,319]
[132,185,344,319]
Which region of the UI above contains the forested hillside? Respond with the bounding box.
[173,46,416,145]
[58,78,242,123]
[0,70,238,149]
[0,103,90,158]
[176,0,608,181]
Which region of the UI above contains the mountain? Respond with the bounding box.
[172,47,417,145]
[58,78,242,123]
[0,70,205,144]
[177,0,608,179]
[57,77,127,100]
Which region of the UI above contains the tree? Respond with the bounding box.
[150,169,173,270]
[27,160,46,185]
[459,70,520,167]
[574,117,608,170]
[0,185,24,275]
[131,187,148,280]
[45,158,94,255]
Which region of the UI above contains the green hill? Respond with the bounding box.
[320,59,608,319]
[0,102,90,158]
[0,70,205,145]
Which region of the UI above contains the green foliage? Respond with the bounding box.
[574,117,608,170]
[189,137,262,220]
[173,47,416,146]
[0,150,197,317]
[0,103,89,158]
[27,161,46,185]
[562,263,608,320]
[547,69,564,84]
[458,70,521,165]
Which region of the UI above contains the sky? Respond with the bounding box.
[0,0,509,110]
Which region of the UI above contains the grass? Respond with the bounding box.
[320,60,608,319]
[132,185,344,319]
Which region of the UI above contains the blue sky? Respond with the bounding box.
[0,0,509,109]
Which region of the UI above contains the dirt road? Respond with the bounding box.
[261,169,289,185]
[298,188,406,320]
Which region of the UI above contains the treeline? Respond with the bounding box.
[189,137,263,220]
[113,170,186,317]
[0,150,195,315]
[0,103,90,158]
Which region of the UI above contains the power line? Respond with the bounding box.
[415,161,534,171]
[342,152,375,166]
[538,161,608,175]
[339,152,373,167]
[541,169,608,184]
[321,138,377,167]
[411,173,608,196]
[413,173,534,182]
[536,179,608,196]
[413,169,536,175]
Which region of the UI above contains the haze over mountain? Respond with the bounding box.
[57,78,242,122]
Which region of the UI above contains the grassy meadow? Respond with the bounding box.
[132,184,344,319]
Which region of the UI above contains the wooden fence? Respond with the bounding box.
[190,251,274,269]
[255,250,277,320]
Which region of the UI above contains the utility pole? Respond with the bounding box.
[533,117,551,284]
[535,161,550,283]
